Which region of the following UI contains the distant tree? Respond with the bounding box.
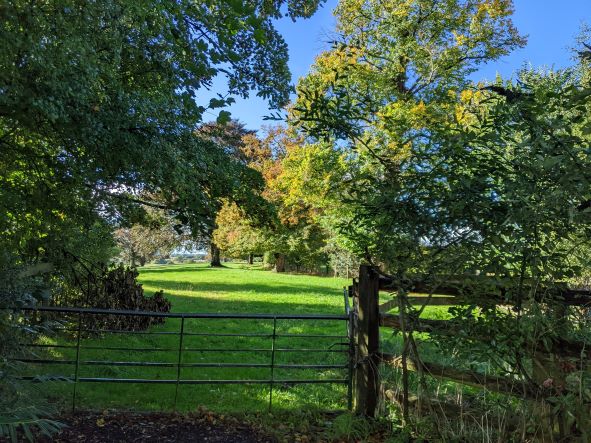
[273,139,362,275]
[195,120,263,266]
[213,202,266,262]
[115,210,183,267]
[213,126,336,272]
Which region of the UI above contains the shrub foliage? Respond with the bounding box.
[70,265,172,331]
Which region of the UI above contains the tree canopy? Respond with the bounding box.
[1,0,325,276]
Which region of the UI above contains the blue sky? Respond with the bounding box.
[210,0,590,131]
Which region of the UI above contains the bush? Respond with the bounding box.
[83,265,171,331]
[0,257,64,441]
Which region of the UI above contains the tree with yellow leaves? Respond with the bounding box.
[293,0,526,261]
[213,126,335,272]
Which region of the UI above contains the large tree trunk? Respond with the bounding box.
[273,253,285,273]
[210,242,222,267]
[248,253,254,265]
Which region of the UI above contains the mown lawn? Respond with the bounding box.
[31,263,354,413]
[29,263,456,415]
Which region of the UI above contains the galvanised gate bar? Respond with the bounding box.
[11,304,354,411]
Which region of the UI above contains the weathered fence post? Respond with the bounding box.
[352,264,381,416]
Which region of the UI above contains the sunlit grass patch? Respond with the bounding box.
[31,263,351,413]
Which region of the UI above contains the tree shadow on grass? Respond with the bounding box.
[138,285,346,316]
[139,263,270,274]
[180,296,344,315]
[139,264,211,274]
[140,279,340,297]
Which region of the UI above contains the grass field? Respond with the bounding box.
[30,263,355,413]
[26,263,557,442]
[29,262,457,417]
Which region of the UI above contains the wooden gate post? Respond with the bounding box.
[352,264,381,416]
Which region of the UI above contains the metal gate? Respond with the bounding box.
[12,299,353,412]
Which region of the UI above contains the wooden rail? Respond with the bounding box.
[380,353,538,399]
[379,296,459,312]
[377,276,591,306]
[379,313,447,331]
[379,313,590,359]
[349,266,591,417]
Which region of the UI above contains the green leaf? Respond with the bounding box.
[208,98,226,109]
[253,28,266,44]
[216,110,232,125]
[542,155,563,169]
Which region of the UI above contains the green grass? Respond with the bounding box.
[30,262,463,417]
[31,263,353,413]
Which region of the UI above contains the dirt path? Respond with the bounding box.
[34,411,276,443]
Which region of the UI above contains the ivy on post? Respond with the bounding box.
[352,265,381,416]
